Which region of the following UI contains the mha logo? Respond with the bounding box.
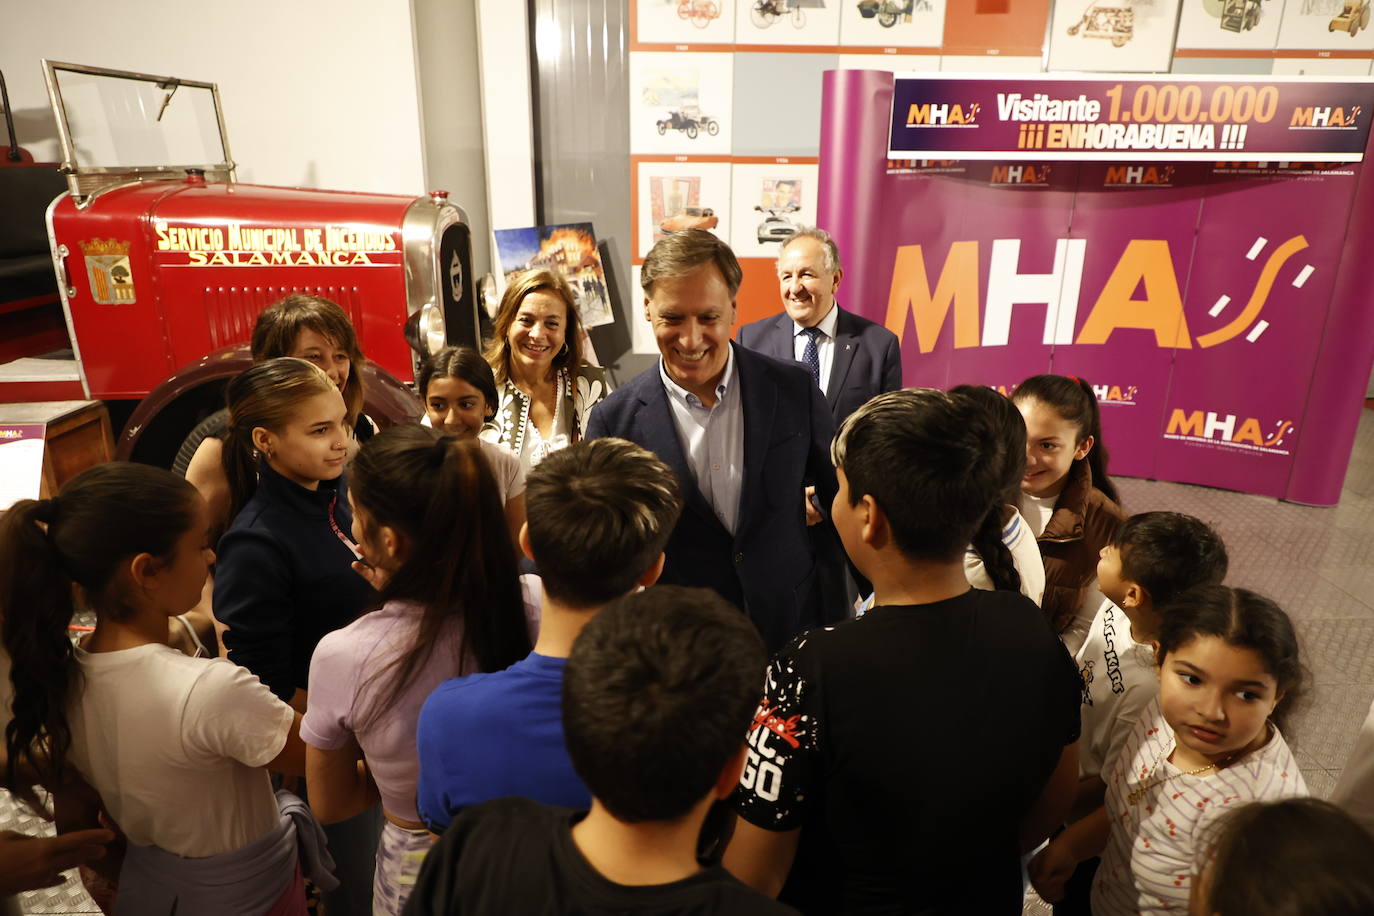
[991,164,1052,186]
[1165,409,1295,456]
[1105,166,1175,187]
[906,102,981,126]
[1290,106,1361,128]
[1094,384,1139,406]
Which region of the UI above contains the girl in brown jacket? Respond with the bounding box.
[1013,375,1126,652]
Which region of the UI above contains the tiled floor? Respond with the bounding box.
[9,412,1374,912]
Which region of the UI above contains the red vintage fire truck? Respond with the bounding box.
[1,60,481,465]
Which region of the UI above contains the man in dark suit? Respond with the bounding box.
[737,227,903,426]
[737,228,902,621]
[585,230,837,653]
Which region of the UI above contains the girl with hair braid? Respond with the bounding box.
[950,384,1045,606]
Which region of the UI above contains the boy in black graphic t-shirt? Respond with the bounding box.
[724,388,1082,915]
[403,586,797,916]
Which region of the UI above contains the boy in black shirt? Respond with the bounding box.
[403,586,797,916]
[724,388,1082,915]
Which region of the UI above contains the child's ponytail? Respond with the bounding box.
[0,498,79,791]
[348,426,530,732]
[0,464,199,791]
[1070,375,1118,506]
[1012,374,1120,505]
[950,384,1026,595]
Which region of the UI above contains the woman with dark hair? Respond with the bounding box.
[417,345,526,544]
[483,268,610,473]
[301,425,532,914]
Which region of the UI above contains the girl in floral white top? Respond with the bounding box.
[1030,584,1308,916]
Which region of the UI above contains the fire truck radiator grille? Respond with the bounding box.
[203,287,366,349]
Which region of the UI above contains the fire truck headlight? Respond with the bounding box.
[405,302,447,356]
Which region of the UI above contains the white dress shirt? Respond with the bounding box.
[790,303,839,394]
[659,344,744,534]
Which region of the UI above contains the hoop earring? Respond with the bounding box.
[557,342,570,360]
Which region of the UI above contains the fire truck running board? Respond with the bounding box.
[0,357,85,403]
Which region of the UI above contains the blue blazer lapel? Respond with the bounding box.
[826,308,859,404]
[632,380,720,527]
[736,347,775,542]
[762,313,795,363]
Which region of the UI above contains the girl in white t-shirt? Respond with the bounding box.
[1029,585,1308,916]
[0,463,309,915]
[302,425,533,915]
[417,345,527,547]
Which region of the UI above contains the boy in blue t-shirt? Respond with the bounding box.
[415,437,683,832]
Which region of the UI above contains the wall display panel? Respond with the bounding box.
[838,0,946,50]
[1046,163,1210,480]
[939,54,1045,71]
[629,51,736,155]
[728,160,821,257]
[839,52,942,70]
[734,0,843,47]
[1048,0,1184,72]
[634,0,738,45]
[1277,0,1374,50]
[1156,163,1357,496]
[731,53,835,155]
[1172,55,1277,72]
[941,0,1052,56]
[1272,55,1374,72]
[1175,0,1285,50]
[632,158,735,259]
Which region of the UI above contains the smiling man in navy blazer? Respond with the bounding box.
[585,230,838,653]
[737,227,903,425]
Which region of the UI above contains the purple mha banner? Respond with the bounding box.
[824,69,1374,505]
[888,74,1374,162]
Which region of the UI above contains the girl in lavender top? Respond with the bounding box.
[301,425,532,915]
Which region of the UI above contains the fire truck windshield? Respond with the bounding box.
[45,61,229,174]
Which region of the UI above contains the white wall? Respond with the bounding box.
[0,0,427,195]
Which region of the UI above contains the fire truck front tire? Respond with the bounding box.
[172,410,230,478]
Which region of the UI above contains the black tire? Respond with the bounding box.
[686,123,699,139]
[171,409,230,477]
